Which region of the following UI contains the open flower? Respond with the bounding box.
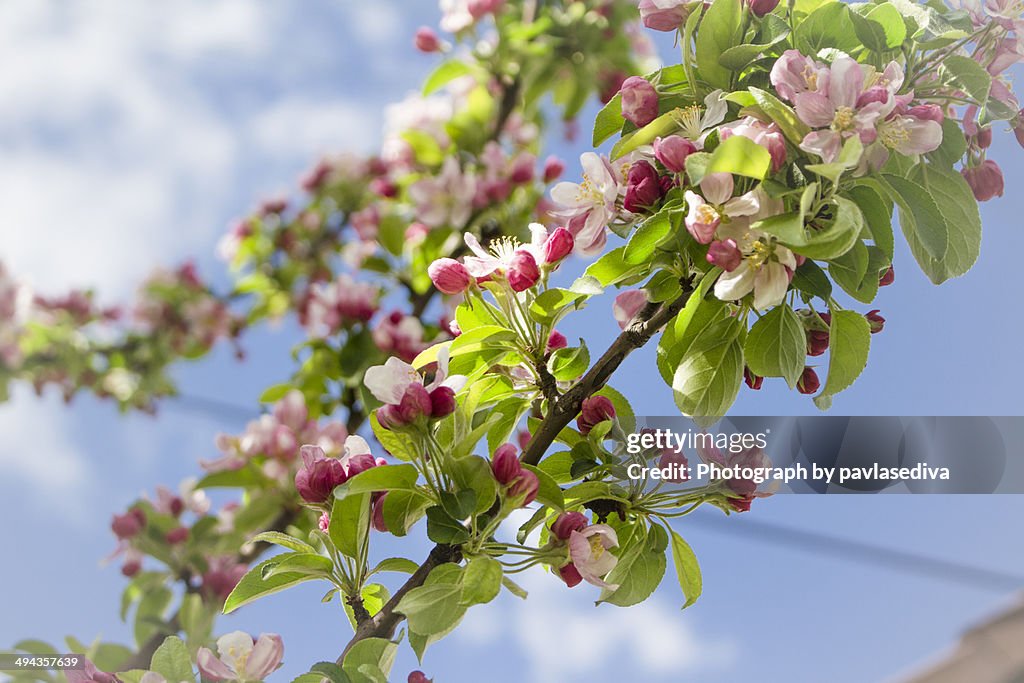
[364,346,466,428]
[460,224,559,291]
[65,658,120,683]
[408,157,477,228]
[550,152,622,255]
[671,89,727,143]
[566,524,620,589]
[684,173,761,244]
[197,632,284,682]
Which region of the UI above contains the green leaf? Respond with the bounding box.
[449,455,498,514]
[610,111,681,160]
[744,304,805,388]
[259,383,293,403]
[656,271,726,385]
[150,637,196,683]
[343,584,390,631]
[370,415,421,462]
[584,246,648,287]
[261,553,334,579]
[381,489,432,537]
[695,0,743,89]
[672,318,744,425]
[521,464,565,511]
[549,343,589,382]
[395,569,465,636]
[250,531,316,554]
[224,553,325,614]
[341,638,397,683]
[882,174,948,261]
[794,2,860,55]
[814,309,871,407]
[372,557,421,575]
[425,506,470,545]
[748,87,809,144]
[668,527,703,608]
[400,130,444,166]
[460,556,503,606]
[449,325,517,357]
[330,491,371,559]
[852,3,907,51]
[684,151,712,185]
[593,93,624,147]
[846,185,894,258]
[937,54,991,105]
[758,197,863,260]
[336,464,420,496]
[624,208,674,265]
[599,525,668,607]
[706,134,771,180]
[423,61,473,96]
[791,259,832,300]
[529,288,586,325]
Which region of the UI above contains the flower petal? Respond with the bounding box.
[753,263,791,310]
[245,633,284,680]
[714,262,756,302]
[363,357,418,404]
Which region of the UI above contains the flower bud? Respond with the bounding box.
[807,330,829,357]
[623,160,664,213]
[797,367,820,395]
[543,156,565,183]
[376,404,401,431]
[749,0,780,17]
[507,469,539,506]
[491,443,522,484]
[507,250,540,292]
[619,76,659,127]
[408,671,433,683]
[428,258,471,295]
[543,227,575,264]
[121,559,141,577]
[558,562,583,587]
[398,382,433,424]
[547,330,568,352]
[111,508,146,540]
[638,0,690,32]
[962,160,1004,201]
[414,27,441,53]
[744,367,763,390]
[706,238,742,272]
[879,265,894,287]
[372,494,389,533]
[165,526,189,545]
[972,126,993,149]
[318,512,330,532]
[866,309,886,334]
[653,135,697,173]
[551,511,588,540]
[429,385,457,418]
[347,454,378,477]
[907,103,944,123]
[577,395,616,435]
[658,450,690,483]
[295,447,349,504]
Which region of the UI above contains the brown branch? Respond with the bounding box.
[521,284,694,466]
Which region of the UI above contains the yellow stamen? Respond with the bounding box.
[832,106,855,131]
[588,535,606,559]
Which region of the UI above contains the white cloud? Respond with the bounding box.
[0,0,385,299]
[0,387,94,517]
[461,510,737,682]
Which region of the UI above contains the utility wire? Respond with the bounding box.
[689,510,1024,592]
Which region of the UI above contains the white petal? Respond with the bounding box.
[724,190,761,217]
[753,263,790,309]
[363,357,417,404]
[714,262,756,301]
[344,435,372,458]
[463,232,490,258]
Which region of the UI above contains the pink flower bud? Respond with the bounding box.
[658,450,690,483]
[558,562,583,587]
[111,508,146,540]
[638,0,690,31]
[744,367,764,390]
[879,265,895,287]
[749,0,780,17]
[613,290,648,330]
[507,250,540,292]
[318,512,330,531]
[807,330,829,357]
[348,454,378,477]
[408,671,433,683]
[543,156,565,183]
[623,160,664,213]
[448,319,462,337]
[907,103,944,123]
[295,446,349,504]
[972,126,993,149]
[962,160,1004,201]
[551,511,589,540]
[619,76,659,127]
[507,469,539,506]
[577,396,616,435]
[165,526,189,545]
[121,559,141,577]
[372,494,389,533]
[653,135,697,173]
[543,227,574,264]
[706,239,742,272]
[429,386,457,418]
[376,404,401,431]
[398,382,433,424]
[428,258,472,295]
[797,367,820,395]
[547,330,568,352]
[491,443,522,484]
[866,309,886,334]
[414,27,441,53]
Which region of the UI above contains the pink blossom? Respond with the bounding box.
[770,50,829,102]
[364,347,466,427]
[305,275,380,337]
[460,224,550,289]
[202,556,248,601]
[197,632,284,682]
[64,658,120,683]
[409,157,477,228]
[963,160,1005,201]
[567,524,620,589]
[706,238,743,272]
[414,27,442,52]
[720,117,787,173]
[294,445,349,504]
[623,160,664,213]
[111,508,146,540]
[428,258,472,295]
[684,173,762,244]
[551,511,589,540]
[577,395,616,435]
[653,135,698,173]
[491,443,522,484]
[550,153,622,255]
[613,290,648,330]
[638,0,691,31]
[373,311,429,363]
[542,156,565,183]
[620,76,659,127]
[542,227,575,264]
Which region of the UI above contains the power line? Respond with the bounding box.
[689,510,1024,592]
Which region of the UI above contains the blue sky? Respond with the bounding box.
[1,2,1022,682]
